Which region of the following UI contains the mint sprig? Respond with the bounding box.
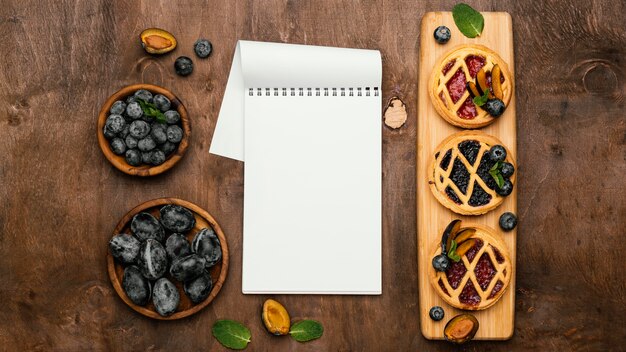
[447,240,461,262]
[472,90,489,106]
[137,98,167,124]
[452,3,484,38]
[489,161,505,188]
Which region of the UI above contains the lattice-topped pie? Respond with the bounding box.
[428,130,515,216]
[429,44,513,128]
[429,223,512,310]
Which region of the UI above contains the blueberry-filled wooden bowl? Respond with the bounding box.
[107,198,228,320]
[97,84,191,176]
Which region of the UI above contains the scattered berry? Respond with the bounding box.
[194,39,213,58]
[488,145,507,162]
[501,162,515,178]
[429,306,445,321]
[174,56,193,76]
[483,98,506,117]
[432,254,451,272]
[499,212,517,231]
[434,26,451,44]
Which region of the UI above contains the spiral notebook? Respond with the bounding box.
[210,41,382,294]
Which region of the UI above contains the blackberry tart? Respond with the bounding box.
[428,130,515,215]
[429,44,513,128]
[429,222,512,310]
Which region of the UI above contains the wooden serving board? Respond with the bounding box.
[417,12,517,340]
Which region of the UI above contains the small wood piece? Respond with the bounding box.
[96,84,191,176]
[106,198,229,320]
[383,97,407,129]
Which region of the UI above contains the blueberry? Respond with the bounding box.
[429,306,445,321]
[160,205,196,233]
[105,114,126,135]
[150,149,166,166]
[159,141,177,156]
[191,228,222,268]
[167,125,183,143]
[131,212,165,242]
[125,149,142,166]
[165,233,191,260]
[110,138,127,155]
[488,145,507,162]
[184,270,212,304]
[110,100,127,115]
[103,124,117,139]
[118,124,130,139]
[109,234,141,264]
[126,95,137,104]
[169,254,206,282]
[137,239,168,280]
[164,110,180,124]
[129,120,150,139]
[499,212,518,231]
[433,26,451,44]
[151,123,168,144]
[496,179,513,196]
[152,278,179,317]
[174,56,193,76]
[138,135,157,152]
[194,39,212,58]
[125,135,138,149]
[501,162,515,178]
[141,151,153,165]
[134,89,153,103]
[153,94,171,112]
[126,101,143,120]
[432,254,450,272]
[122,265,152,306]
[484,98,506,117]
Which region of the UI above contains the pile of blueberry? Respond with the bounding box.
[103,89,184,167]
[109,205,222,317]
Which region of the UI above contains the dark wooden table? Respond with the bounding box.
[1,1,624,350]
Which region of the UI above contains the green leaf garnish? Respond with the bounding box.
[473,90,489,106]
[289,320,324,343]
[447,240,461,262]
[212,320,251,350]
[452,3,484,38]
[137,98,167,124]
[489,161,505,188]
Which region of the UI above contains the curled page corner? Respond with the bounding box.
[209,40,382,162]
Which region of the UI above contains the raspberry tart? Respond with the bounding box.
[428,130,515,216]
[430,222,512,311]
[429,44,513,128]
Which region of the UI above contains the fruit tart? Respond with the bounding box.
[428,130,515,216]
[430,221,512,310]
[429,44,513,128]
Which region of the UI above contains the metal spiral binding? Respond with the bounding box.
[248,87,380,97]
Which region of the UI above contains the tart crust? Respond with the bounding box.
[429,223,512,311]
[428,130,515,216]
[429,44,513,129]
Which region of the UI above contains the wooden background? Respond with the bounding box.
[0,0,624,351]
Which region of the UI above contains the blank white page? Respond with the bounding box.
[243,92,381,294]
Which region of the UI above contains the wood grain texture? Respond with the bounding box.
[418,12,517,340]
[97,84,191,177]
[0,0,624,351]
[107,198,229,320]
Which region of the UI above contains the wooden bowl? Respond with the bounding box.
[107,198,229,320]
[97,84,191,176]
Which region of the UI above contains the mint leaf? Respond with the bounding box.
[212,320,251,350]
[289,320,323,342]
[473,90,489,106]
[496,173,505,188]
[452,3,484,38]
[447,240,461,262]
[489,162,505,188]
[137,98,167,124]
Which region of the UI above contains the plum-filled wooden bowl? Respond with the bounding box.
[107,198,229,320]
[97,84,191,176]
